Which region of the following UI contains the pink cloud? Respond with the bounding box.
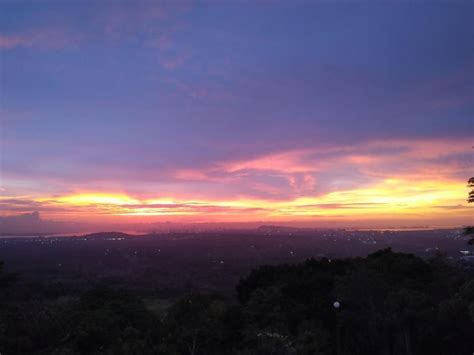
[160,52,190,70]
[0,34,33,49]
[0,2,189,51]
[0,28,83,50]
[2,136,471,205]
[288,174,317,195]
[160,136,472,200]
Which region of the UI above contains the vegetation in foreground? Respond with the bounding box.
[0,249,473,355]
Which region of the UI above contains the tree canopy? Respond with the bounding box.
[0,249,473,354]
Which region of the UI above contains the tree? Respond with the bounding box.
[161,293,229,355]
[39,286,161,355]
[465,177,474,243]
[468,177,474,203]
[236,248,473,355]
[0,261,18,298]
[0,261,24,354]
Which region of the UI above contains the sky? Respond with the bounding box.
[0,0,473,230]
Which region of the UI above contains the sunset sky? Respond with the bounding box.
[0,0,473,228]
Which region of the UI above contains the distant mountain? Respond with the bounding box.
[0,212,87,236]
[79,232,136,239]
[256,225,339,233]
[257,225,303,232]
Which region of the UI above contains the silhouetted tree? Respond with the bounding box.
[465,177,474,243]
[235,249,474,355]
[0,261,24,354]
[1,251,473,355]
[468,177,474,203]
[0,261,18,298]
[161,293,229,355]
[31,286,161,355]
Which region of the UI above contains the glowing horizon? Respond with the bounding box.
[0,1,473,229]
[1,137,472,228]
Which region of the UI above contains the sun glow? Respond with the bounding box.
[10,177,466,225]
[283,179,467,217]
[40,193,140,206]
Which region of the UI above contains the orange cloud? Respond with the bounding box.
[1,137,471,227]
[1,173,470,227]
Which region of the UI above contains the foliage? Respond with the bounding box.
[160,293,231,355]
[468,177,474,204]
[0,249,473,354]
[235,249,473,355]
[466,177,474,243]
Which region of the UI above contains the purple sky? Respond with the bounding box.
[0,0,473,228]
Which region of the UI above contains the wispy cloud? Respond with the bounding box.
[167,137,472,199]
[0,27,84,49]
[0,34,32,49]
[2,136,470,226]
[0,1,190,59]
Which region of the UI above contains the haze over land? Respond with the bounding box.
[0,1,473,230]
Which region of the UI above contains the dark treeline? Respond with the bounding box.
[0,248,473,355]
